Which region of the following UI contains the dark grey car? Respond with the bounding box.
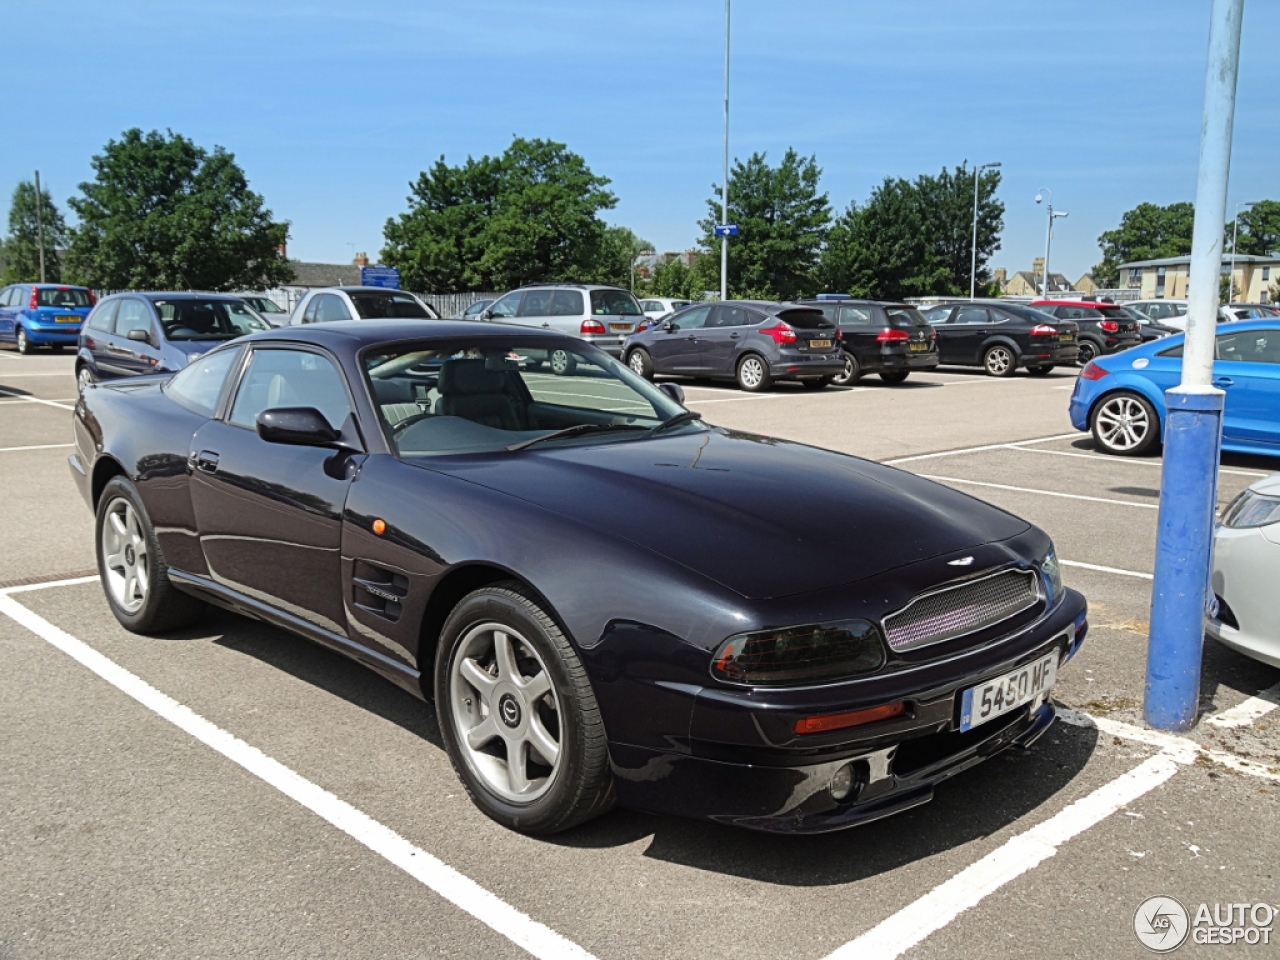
[622,301,844,392]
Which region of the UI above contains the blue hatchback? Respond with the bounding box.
[0,283,95,353]
[77,292,270,391]
[1069,319,1280,457]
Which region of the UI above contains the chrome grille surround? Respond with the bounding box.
[882,568,1041,653]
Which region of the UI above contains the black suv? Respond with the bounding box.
[921,301,1080,377]
[1029,300,1142,365]
[793,298,939,386]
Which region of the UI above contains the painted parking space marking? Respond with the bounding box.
[0,588,599,960]
[1206,681,1280,728]
[0,371,77,377]
[1059,559,1153,580]
[882,433,1080,465]
[919,475,1159,509]
[0,396,78,404]
[1012,445,1269,477]
[0,387,76,411]
[0,443,75,454]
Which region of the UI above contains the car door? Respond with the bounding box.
[485,291,524,324]
[81,299,120,372]
[545,289,585,337]
[649,304,711,373]
[836,303,877,364]
[103,297,161,377]
[923,306,962,363]
[947,306,994,363]
[1213,327,1280,448]
[0,287,15,340]
[702,304,760,375]
[188,344,362,637]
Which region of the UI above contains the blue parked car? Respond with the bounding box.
[77,292,270,391]
[1069,319,1280,457]
[0,283,96,354]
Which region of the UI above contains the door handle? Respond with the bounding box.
[1213,377,1234,388]
[194,450,220,474]
[729,333,740,339]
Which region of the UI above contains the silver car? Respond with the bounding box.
[1209,473,1280,669]
[289,286,440,324]
[481,284,644,359]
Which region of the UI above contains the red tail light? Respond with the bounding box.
[835,327,843,341]
[876,327,910,343]
[28,288,39,309]
[581,319,606,335]
[1080,361,1109,381]
[1030,324,1058,337]
[1098,320,1120,333]
[88,290,97,305]
[761,322,797,344]
[929,327,937,340]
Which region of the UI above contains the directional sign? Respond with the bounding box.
[360,266,401,289]
[713,223,739,237]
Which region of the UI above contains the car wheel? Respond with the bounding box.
[801,376,833,391]
[833,351,861,386]
[16,326,31,355]
[983,344,1015,377]
[879,371,910,385]
[95,477,206,633]
[736,354,772,392]
[550,349,577,376]
[627,348,654,380]
[435,582,614,835]
[77,365,96,393]
[1076,340,1099,366]
[1027,365,1054,376]
[1090,391,1159,456]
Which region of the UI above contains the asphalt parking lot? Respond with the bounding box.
[1,348,1277,960]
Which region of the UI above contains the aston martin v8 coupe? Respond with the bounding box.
[70,320,1088,835]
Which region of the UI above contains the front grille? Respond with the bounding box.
[882,569,1040,653]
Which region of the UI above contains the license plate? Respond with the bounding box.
[609,323,631,332]
[909,341,928,352]
[959,652,1058,732]
[1059,333,1073,341]
[55,315,80,324]
[809,339,832,349]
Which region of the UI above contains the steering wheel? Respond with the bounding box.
[391,411,435,437]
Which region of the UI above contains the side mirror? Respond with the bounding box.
[480,309,495,321]
[256,407,342,447]
[662,320,675,332]
[126,328,152,344]
[658,382,685,405]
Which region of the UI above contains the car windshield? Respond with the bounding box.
[351,292,434,319]
[590,290,643,316]
[153,299,270,340]
[364,338,693,458]
[36,287,93,308]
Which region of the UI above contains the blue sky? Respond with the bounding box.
[5,0,1277,281]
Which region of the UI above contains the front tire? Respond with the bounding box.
[801,376,833,391]
[550,349,577,376]
[736,353,772,392]
[95,477,206,633]
[1090,391,1159,456]
[1027,365,1054,376]
[627,348,654,380]
[77,365,96,393]
[16,326,31,355]
[983,344,1016,377]
[879,371,910,385]
[435,582,614,835]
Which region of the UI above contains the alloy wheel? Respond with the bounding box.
[101,497,149,614]
[628,352,645,375]
[834,353,857,386]
[550,349,575,376]
[449,622,562,803]
[1094,395,1151,452]
[16,327,29,354]
[739,357,764,389]
[1077,342,1097,366]
[984,346,1013,376]
[78,367,95,393]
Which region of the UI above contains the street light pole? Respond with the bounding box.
[33,170,47,284]
[1229,200,1256,302]
[1145,0,1244,732]
[1034,189,1068,298]
[970,161,1000,299]
[720,0,730,302]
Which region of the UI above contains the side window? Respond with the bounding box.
[0,287,10,306]
[923,307,951,324]
[839,306,873,324]
[1059,307,1088,320]
[489,292,522,318]
[954,307,989,325]
[641,300,657,312]
[315,294,352,323]
[302,295,320,323]
[519,290,554,317]
[669,305,711,330]
[116,299,154,338]
[229,348,353,432]
[710,305,754,327]
[11,286,29,307]
[86,300,119,332]
[165,348,241,417]
[1216,329,1280,365]
[547,291,584,316]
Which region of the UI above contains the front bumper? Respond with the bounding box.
[1208,525,1280,668]
[610,588,1088,833]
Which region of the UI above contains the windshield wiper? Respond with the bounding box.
[506,423,647,452]
[647,410,704,436]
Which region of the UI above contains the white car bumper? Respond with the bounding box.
[1207,523,1280,669]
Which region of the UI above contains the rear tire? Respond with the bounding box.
[1027,365,1054,376]
[736,354,772,392]
[879,371,910,385]
[550,349,577,376]
[16,326,31,355]
[801,376,833,391]
[1076,340,1099,366]
[982,344,1016,377]
[95,477,206,633]
[833,351,861,386]
[51,345,63,354]
[626,348,654,380]
[1090,391,1159,456]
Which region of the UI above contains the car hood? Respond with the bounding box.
[433,428,1031,599]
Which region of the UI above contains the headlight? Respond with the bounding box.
[711,619,885,687]
[1221,489,1280,528]
[1041,545,1064,604]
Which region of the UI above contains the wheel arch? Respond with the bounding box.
[1086,381,1168,439]
[90,455,129,511]
[981,334,1022,358]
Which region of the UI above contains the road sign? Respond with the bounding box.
[713,223,739,237]
[360,266,401,289]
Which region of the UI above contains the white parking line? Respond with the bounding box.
[1206,681,1280,729]
[0,592,598,960]
[825,752,1183,960]
[1059,559,1153,580]
[0,396,77,404]
[0,387,75,411]
[919,475,1159,509]
[0,371,76,377]
[0,443,74,454]
[882,433,1080,465]
[1012,445,1270,478]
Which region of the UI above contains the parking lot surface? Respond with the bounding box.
[1,351,1276,959]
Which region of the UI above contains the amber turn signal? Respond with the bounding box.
[794,701,906,736]
[372,519,386,535]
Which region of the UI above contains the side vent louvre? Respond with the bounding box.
[353,561,410,622]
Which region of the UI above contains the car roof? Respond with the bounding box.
[514,283,628,292]
[27,283,91,290]
[1030,299,1113,307]
[235,319,578,350]
[99,291,244,302]
[307,286,420,294]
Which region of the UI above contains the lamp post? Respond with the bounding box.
[33,171,46,284]
[720,0,730,302]
[970,162,1000,299]
[1034,189,1068,298]
[1229,200,1257,302]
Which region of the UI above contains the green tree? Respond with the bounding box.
[697,149,830,300]
[819,178,941,300]
[587,224,652,289]
[1232,200,1280,256]
[65,129,291,291]
[1092,202,1195,287]
[1,180,69,284]
[382,137,617,292]
[913,163,1004,295]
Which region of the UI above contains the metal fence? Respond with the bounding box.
[416,291,502,317]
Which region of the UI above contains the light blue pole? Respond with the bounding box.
[1145,0,1244,731]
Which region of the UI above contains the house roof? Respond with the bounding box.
[1008,270,1072,289]
[280,261,363,287]
[1119,253,1280,269]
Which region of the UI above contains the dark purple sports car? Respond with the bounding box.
[70,320,1088,835]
